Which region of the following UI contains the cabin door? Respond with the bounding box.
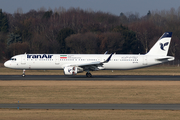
[21,55,26,65]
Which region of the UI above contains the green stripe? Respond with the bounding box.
[60,55,67,57]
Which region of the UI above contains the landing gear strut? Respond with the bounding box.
[86,72,92,77]
[22,69,25,77]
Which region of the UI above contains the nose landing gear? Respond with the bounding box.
[22,69,25,77]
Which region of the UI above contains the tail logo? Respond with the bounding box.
[160,42,169,51]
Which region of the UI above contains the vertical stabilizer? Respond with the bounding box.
[146,32,172,56]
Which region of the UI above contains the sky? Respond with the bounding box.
[0,0,180,16]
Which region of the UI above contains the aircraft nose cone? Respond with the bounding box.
[4,61,9,68]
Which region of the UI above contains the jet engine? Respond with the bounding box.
[64,66,78,75]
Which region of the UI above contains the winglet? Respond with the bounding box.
[103,53,114,63]
[104,51,108,54]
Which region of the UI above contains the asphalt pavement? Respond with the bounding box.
[0,75,180,81]
[1,104,180,110]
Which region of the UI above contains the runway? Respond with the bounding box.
[1,104,180,110]
[0,75,180,81]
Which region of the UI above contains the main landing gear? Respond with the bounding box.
[22,69,25,77]
[86,72,92,77]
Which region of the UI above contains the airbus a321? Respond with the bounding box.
[4,32,174,77]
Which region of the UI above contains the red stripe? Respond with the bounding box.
[60,57,67,59]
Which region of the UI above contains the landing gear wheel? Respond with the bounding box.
[22,69,26,77]
[86,72,92,78]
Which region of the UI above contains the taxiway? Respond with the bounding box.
[1,104,180,110]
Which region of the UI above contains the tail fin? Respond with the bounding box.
[146,32,172,56]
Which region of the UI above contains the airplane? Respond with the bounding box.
[4,32,174,77]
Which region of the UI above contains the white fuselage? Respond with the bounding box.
[4,54,174,70]
[3,32,175,77]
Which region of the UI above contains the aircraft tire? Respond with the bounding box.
[86,72,92,78]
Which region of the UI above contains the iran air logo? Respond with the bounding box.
[68,69,72,73]
[160,42,169,51]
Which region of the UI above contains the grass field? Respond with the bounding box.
[1,81,180,104]
[1,80,180,119]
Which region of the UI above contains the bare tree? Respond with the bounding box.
[66,32,98,54]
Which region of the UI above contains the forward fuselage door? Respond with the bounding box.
[21,55,26,65]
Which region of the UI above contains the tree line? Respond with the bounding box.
[0,7,180,61]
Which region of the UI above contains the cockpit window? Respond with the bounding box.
[10,58,16,61]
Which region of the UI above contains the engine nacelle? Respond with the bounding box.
[64,67,78,75]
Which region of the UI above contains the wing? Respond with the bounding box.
[68,53,114,71]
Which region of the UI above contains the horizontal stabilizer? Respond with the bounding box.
[156,56,174,61]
